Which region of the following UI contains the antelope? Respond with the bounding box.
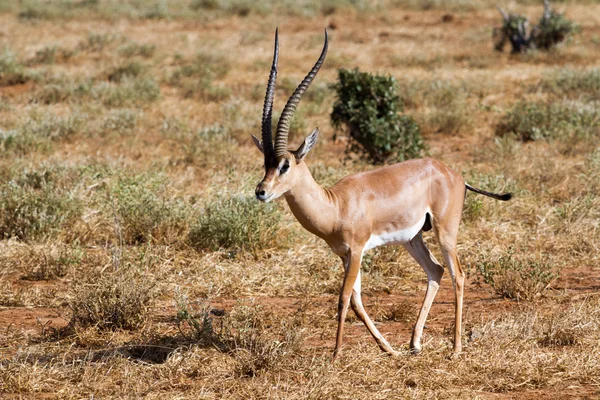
[253,29,512,358]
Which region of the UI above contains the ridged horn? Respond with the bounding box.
[261,28,279,165]
[274,29,328,158]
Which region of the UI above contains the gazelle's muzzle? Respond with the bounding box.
[255,181,273,202]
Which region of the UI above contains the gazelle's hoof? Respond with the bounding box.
[409,345,421,355]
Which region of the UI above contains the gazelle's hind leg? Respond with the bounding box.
[403,232,444,353]
[350,269,400,356]
[435,218,465,354]
[439,241,464,354]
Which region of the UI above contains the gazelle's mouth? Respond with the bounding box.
[262,193,277,203]
[256,192,276,203]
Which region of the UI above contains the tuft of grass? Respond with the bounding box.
[496,100,600,142]
[0,168,82,241]
[476,246,558,301]
[19,245,83,281]
[177,295,303,377]
[540,68,600,102]
[101,108,139,135]
[188,195,288,257]
[118,42,156,58]
[418,80,471,134]
[80,32,118,52]
[92,76,160,107]
[107,61,147,82]
[29,45,76,65]
[0,49,28,86]
[68,266,156,331]
[104,171,190,244]
[169,51,231,101]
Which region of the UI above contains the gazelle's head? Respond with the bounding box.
[253,28,328,203]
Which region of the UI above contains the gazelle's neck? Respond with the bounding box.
[284,162,338,240]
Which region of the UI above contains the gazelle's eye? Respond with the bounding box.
[280,160,290,174]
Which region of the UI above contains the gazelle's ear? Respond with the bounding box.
[292,128,319,163]
[252,134,264,154]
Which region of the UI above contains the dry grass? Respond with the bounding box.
[1,1,600,398]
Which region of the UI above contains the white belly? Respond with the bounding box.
[364,213,428,251]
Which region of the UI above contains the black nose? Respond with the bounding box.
[258,190,266,196]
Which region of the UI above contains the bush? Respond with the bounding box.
[331,68,423,164]
[69,266,156,331]
[494,1,578,53]
[188,195,287,256]
[496,100,600,141]
[0,169,82,241]
[477,247,557,301]
[534,5,579,50]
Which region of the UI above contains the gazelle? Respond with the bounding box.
[253,29,512,358]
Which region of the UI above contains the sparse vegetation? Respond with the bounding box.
[188,195,288,256]
[69,265,156,330]
[476,247,558,301]
[540,68,600,101]
[0,49,28,86]
[331,68,423,164]
[496,100,600,141]
[104,171,189,244]
[1,2,600,398]
[0,168,82,241]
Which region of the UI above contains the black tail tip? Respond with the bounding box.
[499,193,513,201]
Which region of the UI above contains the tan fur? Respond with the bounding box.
[256,154,467,358]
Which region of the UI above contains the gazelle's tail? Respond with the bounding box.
[465,183,512,201]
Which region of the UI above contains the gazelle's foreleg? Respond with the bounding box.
[350,269,400,356]
[333,248,362,359]
[403,232,444,354]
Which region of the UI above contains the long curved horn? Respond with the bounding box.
[260,28,279,164]
[274,29,328,158]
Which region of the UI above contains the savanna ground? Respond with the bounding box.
[0,0,599,398]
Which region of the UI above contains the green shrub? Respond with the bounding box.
[0,169,82,241]
[494,1,578,53]
[477,247,557,301]
[69,266,156,331]
[331,68,423,164]
[534,6,579,50]
[188,195,287,256]
[493,12,533,53]
[496,100,600,141]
